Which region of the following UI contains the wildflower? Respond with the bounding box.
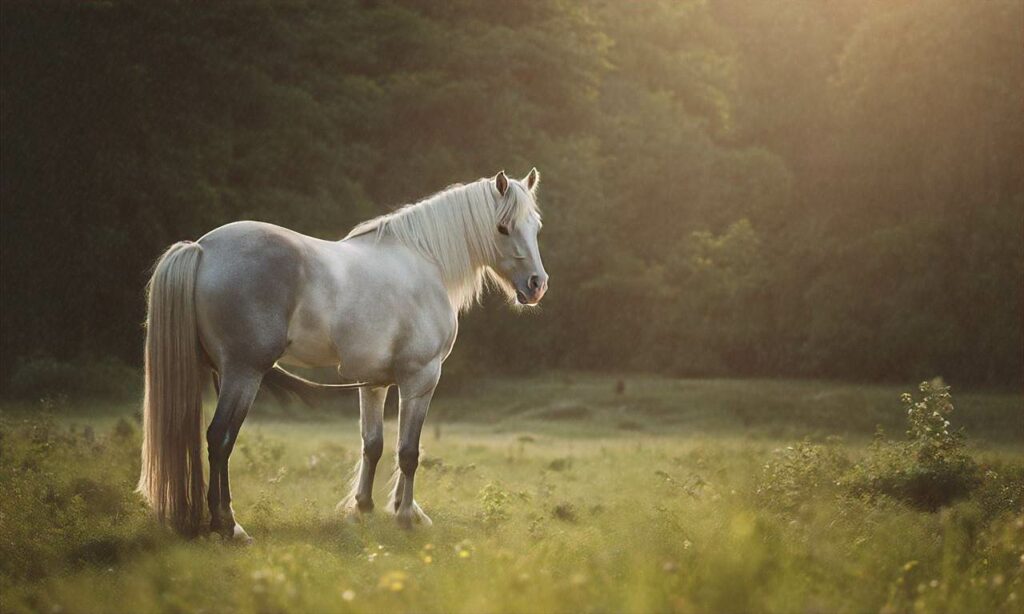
[455,539,474,559]
[378,571,408,592]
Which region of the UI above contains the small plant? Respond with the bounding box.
[238,431,286,479]
[844,379,979,510]
[113,418,135,440]
[547,457,573,472]
[756,439,848,511]
[551,502,578,522]
[478,482,510,524]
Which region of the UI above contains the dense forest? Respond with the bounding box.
[2,0,1021,390]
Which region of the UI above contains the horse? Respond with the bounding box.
[137,169,547,541]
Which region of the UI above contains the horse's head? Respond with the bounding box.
[491,168,548,306]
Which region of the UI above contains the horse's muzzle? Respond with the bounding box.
[516,274,548,305]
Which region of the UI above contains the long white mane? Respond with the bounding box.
[345,178,540,311]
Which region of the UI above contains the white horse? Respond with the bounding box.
[137,169,547,540]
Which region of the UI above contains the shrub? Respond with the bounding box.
[973,462,1024,521]
[478,482,511,524]
[7,356,140,401]
[0,415,158,584]
[843,379,979,510]
[756,439,849,512]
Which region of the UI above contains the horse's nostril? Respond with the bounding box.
[528,275,540,290]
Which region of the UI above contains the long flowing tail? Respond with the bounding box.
[137,241,206,536]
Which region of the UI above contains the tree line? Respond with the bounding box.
[2,0,1021,389]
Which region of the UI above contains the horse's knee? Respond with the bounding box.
[398,445,419,476]
[363,434,384,464]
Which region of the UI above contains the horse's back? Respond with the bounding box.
[192,220,456,380]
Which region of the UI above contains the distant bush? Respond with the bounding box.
[7,356,140,401]
[843,379,979,510]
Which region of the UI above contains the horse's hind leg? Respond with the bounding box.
[339,386,388,518]
[207,367,262,543]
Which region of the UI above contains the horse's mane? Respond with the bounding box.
[345,177,540,311]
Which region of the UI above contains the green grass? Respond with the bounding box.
[1,375,1022,613]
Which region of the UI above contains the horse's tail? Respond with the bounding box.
[137,241,206,536]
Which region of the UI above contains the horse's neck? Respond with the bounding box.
[362,232,488,312]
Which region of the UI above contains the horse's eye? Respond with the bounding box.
[497,224,509,236]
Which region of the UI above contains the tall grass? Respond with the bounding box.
[1,377,1021,613]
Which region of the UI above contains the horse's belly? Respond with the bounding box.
[279,337,337,368]
[280,306,338,368]
[278,344,336,368]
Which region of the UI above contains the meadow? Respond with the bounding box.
[1,374,1021,613]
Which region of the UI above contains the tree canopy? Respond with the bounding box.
[2,0,1021,388]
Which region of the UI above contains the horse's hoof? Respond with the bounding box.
[231,524,254,545]
[396,503,432,529]
[337,498,374,523]
[342,505,372,524]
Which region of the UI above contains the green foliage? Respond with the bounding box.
[1,0,1021,387]
[844,380,980,510]
[8,357,140,401]
[477,481,510,524]
[237,431,287,481]
[0,414,163,589]
[756,438,849,512]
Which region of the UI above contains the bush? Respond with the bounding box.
[843,379,979,510]
[7,356,140,401]
[0,415,160,584]
[478,482,511,524]
[756,439,849,512]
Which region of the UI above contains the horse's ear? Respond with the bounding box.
[524,167,540,192]
[494,171,509,196]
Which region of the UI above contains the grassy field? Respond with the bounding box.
[1,375,1022,613]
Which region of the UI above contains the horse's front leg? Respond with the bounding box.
[390,365,439,529]
[339,386,388,518]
